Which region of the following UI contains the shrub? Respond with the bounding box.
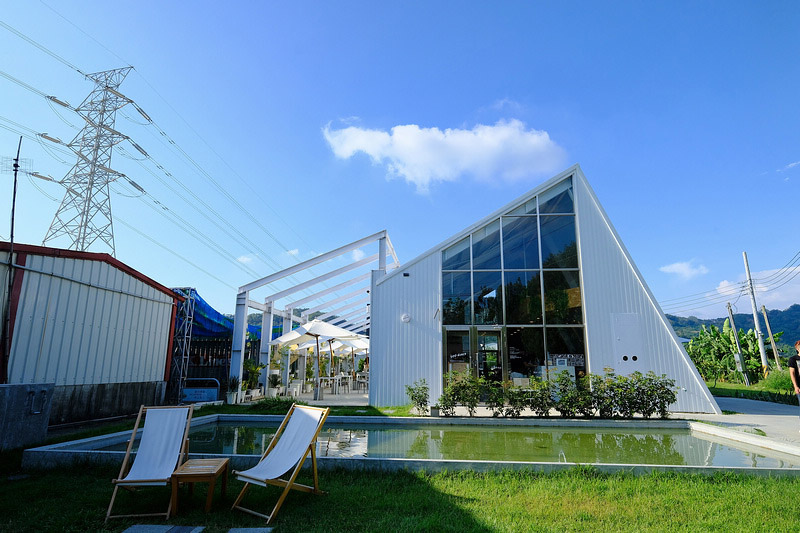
[528,377,554,416]
[484,381,506,417]
[552,370,583,417]
[762,369,793,393]
[650,372,677,419]
[450,371,483,417]
[436,388,458,417]
[405,379,430,416]
[504,387,528,418]
[612,374,637,418]
[587,373,615,418]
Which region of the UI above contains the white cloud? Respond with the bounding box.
[777,161,800,172]
[659,260,709,280]
[323,119,566,193]
[352,249,365,262]
[751,267,800,311]
[236,255,253,264]
[286,249,299,257]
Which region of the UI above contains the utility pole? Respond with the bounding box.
[761,305,782,370]
[727,302,750,386]
[1,137,22,384]
[742,251,769,376]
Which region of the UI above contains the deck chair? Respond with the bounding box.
[232,404,330,524]
[105,405,194,522]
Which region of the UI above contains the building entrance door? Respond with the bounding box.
[475,330,502,383]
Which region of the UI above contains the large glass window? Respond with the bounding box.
[473,271,502,325]
[540,215,577,268]
[544,270,582,325]
[539,179,573,214]
[546,327,586,372]
[442,237,470,270]
[504,271,542,324]
[472,220,501,270]
[507,327,545,384]
[445,331,470,374]
[502,217,539,270]
[441,175,586,385]
[442,272,471,325]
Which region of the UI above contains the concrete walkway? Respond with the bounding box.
[672,396,800,446]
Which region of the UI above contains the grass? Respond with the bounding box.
[1,461,799,532]
[706,381,798,406]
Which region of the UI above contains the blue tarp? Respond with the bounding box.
[173,288,264,340]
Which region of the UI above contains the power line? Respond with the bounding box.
[0,20,85,76]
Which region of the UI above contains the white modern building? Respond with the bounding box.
[369,165,720,413]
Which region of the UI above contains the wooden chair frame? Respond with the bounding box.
[105,404,194,522]
[232,404,330,524]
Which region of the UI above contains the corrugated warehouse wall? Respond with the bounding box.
[370,253,443,407]
[574,172,718,413]
[1,244,177,423]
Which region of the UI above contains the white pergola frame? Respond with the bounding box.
[230,230,398,387]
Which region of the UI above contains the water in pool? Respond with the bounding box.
[106,421,799,469]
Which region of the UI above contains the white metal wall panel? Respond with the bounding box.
[574,171,719,413]
[7,252,174,386]
[370,252,443,407]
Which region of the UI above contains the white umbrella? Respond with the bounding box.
[269,319,363,398]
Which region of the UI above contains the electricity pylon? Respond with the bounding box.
[43,67,133,256]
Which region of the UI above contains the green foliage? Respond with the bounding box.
[504,386,529,418]
[268,373,281,388]
[552,370,581,417]
[484,381,506,417]
[358,358,366,372]
[227,375,240,392]
[587,373,615,418]
[685,321,783,385]
[242,358,266,390]
[761,369,793,393]
[306,358,314,380]
[405,378,430,415]
[528,377,554,416]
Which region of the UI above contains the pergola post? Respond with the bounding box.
[282,308,293,394]
[230,291,249,397]
[259,303,274,389]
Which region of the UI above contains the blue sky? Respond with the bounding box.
[1,1,799,319]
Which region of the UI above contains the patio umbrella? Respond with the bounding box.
[270,319,363,399]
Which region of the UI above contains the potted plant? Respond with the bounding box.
[243,359,266,396]
[267,373,281,398]
[226,375,240,404]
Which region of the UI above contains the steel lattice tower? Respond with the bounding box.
[43,67,133,255]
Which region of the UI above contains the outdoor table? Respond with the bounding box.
[170,458,229,515]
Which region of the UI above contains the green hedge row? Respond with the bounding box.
[407,370,677,419]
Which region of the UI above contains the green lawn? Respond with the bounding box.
[706,381,797,406]
[1,461,798,532]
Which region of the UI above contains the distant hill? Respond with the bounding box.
[667,304,800,353]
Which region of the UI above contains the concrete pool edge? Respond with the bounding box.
[21,414,800,476]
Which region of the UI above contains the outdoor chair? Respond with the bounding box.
[231,404,330,524]
[105,405,194,522]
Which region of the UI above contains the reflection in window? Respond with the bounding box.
[544,270,582,324]
[539,178,573,213]
[546,327,586,371]
[442,237,471,270]
[504,271,542,324]
[473,271,502,325]
[540,216,577,268]
[502,216,539,270]
[508,198,537,215]
[472,220,501,270]
[446,331,470,374]
[442,272,471,325]
[507,327,545,384]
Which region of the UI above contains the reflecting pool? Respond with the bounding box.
[104,422,799,469]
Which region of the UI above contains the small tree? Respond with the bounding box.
[405,379,430,416]
[528,377,553,417]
